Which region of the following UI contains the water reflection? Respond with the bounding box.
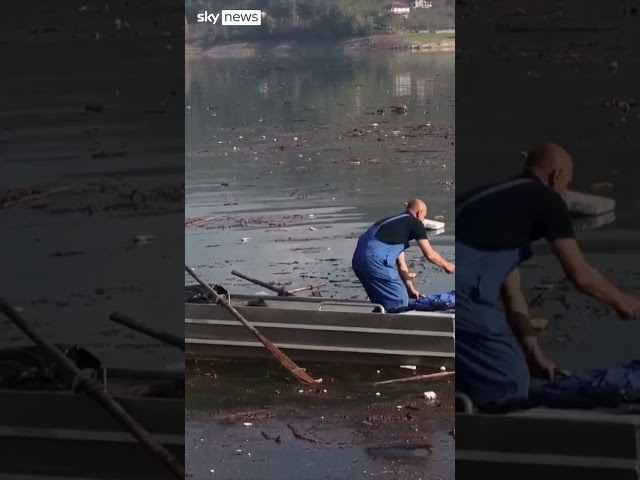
[394,73,412,97]
[185,51,454,135]
[416,77,434,107]
[354,86,362,117]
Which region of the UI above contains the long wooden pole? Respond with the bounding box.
[110,312,184,351]
[185,265,321,385]
[231,270,292,296]
[231,270,324,296]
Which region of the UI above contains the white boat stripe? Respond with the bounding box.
[0,427,183,445]
[185,318,453,337]
[455,450,638,469]
[185,338,455,357]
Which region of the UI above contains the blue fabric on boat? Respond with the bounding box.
[407,291,455,311]
[352,214,412,313]
[530,360,640,408]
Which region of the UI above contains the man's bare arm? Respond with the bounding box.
[501,268,537,346]
[502,269,555,379]
[417,239,452,270]
[396,252,419,297]
[396,252,411,282]
[550,238,623,307]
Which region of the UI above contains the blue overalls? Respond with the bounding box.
[455,178,535,412]
[352,213,412,313]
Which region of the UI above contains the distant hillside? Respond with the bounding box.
[185,0,454,46]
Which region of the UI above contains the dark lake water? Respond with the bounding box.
[185,48,455,298]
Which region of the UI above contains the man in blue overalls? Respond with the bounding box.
[456,143,640,412]
[352,199,455,313]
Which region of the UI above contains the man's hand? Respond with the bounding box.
[443,263,455,274]
[524,338,556,381]
[612,293,640,320]
[407,285,420,299]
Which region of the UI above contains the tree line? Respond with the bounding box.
[185,0,454,45]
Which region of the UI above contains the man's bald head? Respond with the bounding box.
[406,198,427,221]
[524,142,573,194]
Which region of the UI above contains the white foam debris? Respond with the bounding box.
[423,391,437,400]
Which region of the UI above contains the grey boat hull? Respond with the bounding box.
[456,407,640,479]
[185,294,455,366]
[0,345,184,480]
[0,390,184,480]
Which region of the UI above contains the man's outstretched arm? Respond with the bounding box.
[417,239,454,273]
[550,238,640,319]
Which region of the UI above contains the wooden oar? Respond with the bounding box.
[374,371,454,386]
[231,270,292,296]
[185,265,322,386]
[110,312,184,351]
[288,282,326,294]
[231,270,325,296]
[0,299,184,479]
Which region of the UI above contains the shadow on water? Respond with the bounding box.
[187,419,452,480]
[186,359,454,479]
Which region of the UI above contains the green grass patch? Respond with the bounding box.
[396,32,452,44]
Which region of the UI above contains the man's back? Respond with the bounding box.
[360,213,427,248]
[456,174,575,252]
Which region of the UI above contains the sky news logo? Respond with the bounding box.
[196,10,262,26]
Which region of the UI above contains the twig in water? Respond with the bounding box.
[1,185,76,209]
[287,424,325,444]
[261,431,282,444]
[374,371,454,386]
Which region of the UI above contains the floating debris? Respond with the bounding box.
[133,234,155,246]
[423,391,437,400]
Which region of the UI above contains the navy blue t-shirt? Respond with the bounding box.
[374,214,428,249]
[456,174,575,251]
